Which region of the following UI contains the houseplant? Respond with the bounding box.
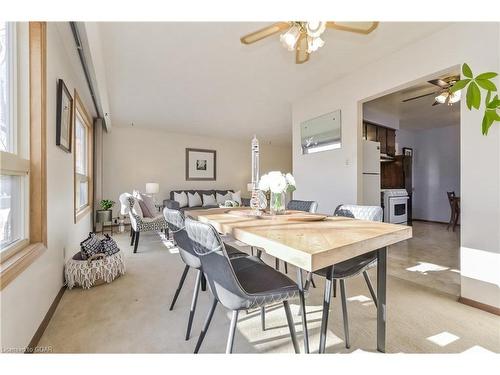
[450,63,499,135]
[96,199,115,224]
[258,172,296,215]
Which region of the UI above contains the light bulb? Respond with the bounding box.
[307,36,325,53]
[435,93,447,104]
[449,90,461,104]
[306,21,326,38]
[280,26,300,51]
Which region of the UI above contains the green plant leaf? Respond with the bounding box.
[476,79,497,92]
[450,79,470,92]
[482,110,498,135]
[476,72,498,80]
[462,63,473,78]
[468,81,481,109]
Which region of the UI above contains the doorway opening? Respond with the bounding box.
[360,69,461,296]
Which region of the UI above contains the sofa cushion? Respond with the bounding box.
[173,191,188,208]
[216,192,231,205]
[202,193,217,207]
[230,190,242,205]
[188,192,202,207]
[138,193,156,218]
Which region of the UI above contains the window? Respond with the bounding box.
[0,22,29,255]
[73,92,93,222]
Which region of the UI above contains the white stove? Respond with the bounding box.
[381,189,409,225]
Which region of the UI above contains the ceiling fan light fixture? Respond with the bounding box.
[435,92,448,104]
[307,36,325,53]
[280,25,300,51]
[449,90,461,104]
[306,21,327,38]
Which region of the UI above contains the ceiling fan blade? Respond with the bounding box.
[402,91,438,102]
[326,21,379,35]
[295,33,309,64]
[428,79,450,88]
[240,22,290,45]
[432,101,441,106]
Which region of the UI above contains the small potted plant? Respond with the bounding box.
[96,199,115,224]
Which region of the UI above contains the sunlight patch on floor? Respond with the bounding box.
[426,331,460,347]
[347,294,372,303]
[461,345,494,353]
[406,262,449,274]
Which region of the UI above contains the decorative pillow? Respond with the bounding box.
[216,192,231,205]
[202,194,217,207]
[173,191,188,208]
[100,234,120,256]
[80,232,102,260]
[188,192,202,207]
[131,197,143,217]
[230,190,242,205]
[139,193,156,218]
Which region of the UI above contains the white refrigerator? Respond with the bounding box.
[362,140,381,206]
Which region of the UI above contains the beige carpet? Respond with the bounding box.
[37,230,500,353]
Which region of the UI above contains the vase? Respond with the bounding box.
[270,191,286,215]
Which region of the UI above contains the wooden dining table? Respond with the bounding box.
[186,207,412,353]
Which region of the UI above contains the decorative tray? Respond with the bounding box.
[225,209,327,222]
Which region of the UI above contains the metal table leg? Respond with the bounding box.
[377,247,387,353]
[319,265,333,354]
[296,268,310,353]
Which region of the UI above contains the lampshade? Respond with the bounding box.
[145,182,159,194]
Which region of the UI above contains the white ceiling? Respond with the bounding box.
[98,22,450,144]
[364,73,461,131]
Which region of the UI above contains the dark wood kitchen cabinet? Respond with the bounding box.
[362,120,396,156]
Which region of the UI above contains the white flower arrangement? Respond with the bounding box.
[258,171,296,194]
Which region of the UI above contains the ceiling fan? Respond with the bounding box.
[240,21,379,64]
[402,75,461,106]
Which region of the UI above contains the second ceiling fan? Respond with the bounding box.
[240,21,379,64]
[402,76,461,106]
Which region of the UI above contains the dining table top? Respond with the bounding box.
[185,207,412,272]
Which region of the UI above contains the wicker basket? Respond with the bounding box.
[65,251,126,289]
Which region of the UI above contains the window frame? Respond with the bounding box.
[73,90,93,223]
[0,22,47,290]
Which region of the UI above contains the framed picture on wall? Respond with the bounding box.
[402,147,413,157]
[186,148,216,181]
[56,79,73,152]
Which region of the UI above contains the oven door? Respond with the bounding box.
[388,196,409,224]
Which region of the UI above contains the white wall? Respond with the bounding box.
[102,126,292,215]
[1,23,95,349]
[292,23,500,308]
[397,125,460,223]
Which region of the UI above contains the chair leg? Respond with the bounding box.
[319,266,334,354]
[297,268,310,353]
[260,306,266,331]
[310,275,316,288]
[251,246,254,256]
[226,310,239,354]
[283,300,300,354]
[256,249,262,258]
[130,226,133,237]
[200,273,207,292]
[275,258,280,271]
[284,262,288,274]
[169,265,189,311]
[133,231,140,253]
[130,230,135,246]
[339,279,350,349]
[363,271,378,308]
[186,269,202,340]
[333,279,337,298]
[194,298,218,354]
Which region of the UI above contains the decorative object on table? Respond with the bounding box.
[258,171,296,215]
[249,135,267,214]
[65,250,125,289]
[56,79,73,152]
[222,200,240,208]
[96,199,115,234]
[402,147,413,157]
[300,110,342,154]
[145,182,160,204]
[240,22,378,64]
[450,63,499,135]
[186,148,216,180]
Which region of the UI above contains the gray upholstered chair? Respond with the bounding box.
[164,208,247,341]
[185,217,301,354]
[126,195,168,253]
[314,204,382,350]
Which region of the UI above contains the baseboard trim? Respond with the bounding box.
[412,218,459,226]
[458,296,500,316]
[25,286,65,353]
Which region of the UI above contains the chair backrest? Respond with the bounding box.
[119,193,132,215]
[163,208,200,269]
[334,204,383,222]
[286,199,318,213]
[185,217,249,310]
